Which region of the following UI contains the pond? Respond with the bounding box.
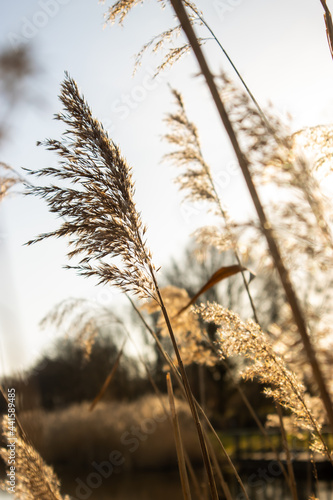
[0,470,332,499]
[62,470,333,500]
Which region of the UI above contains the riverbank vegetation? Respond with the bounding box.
[1,1,333,499]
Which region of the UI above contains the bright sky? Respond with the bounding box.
[0,0,333,375]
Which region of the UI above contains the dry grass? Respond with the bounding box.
[0,416,70,500]
[17,395,201,470]
[25,71,221,499]
[1,2,333,499]
[196,303,332,463]
[26,74,156,301]
[0,162,26,202]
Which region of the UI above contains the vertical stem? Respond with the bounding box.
[127,295,251,500]
[275,404,298,500]
[167,372,192,500]
[319,0,333,59]
[205,436,234,500]
[150,271,219,500]
[126,325,203,499]
[219,360,290,484]
[198,364,205,411]
[168,0,333,433]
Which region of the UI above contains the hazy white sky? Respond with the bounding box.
[1,0,333,374]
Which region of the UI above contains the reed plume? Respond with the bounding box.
[26,73,156,301]
[163,87,261,325]
[104,0,206,75]
[27,72,219,499]
[0,162,26,203]
[1,416,70,500]
[163,88,235,252]
[196,302,332,462]
[319,0,333,59]
[218,73,333,254]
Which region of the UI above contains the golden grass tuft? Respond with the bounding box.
[0,416,70,500]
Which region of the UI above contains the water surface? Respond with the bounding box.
[1,470,332,499]
[60,470,333,500]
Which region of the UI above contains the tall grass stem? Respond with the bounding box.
[169,0,333,433]
[167,372,192,500]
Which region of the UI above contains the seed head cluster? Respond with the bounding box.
[196,302,331,459]
[1,416,70,500]
[104,0,205,75]
[26,74,156,301]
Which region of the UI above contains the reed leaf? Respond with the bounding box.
[176,264,252,316]
[89,339,126,411]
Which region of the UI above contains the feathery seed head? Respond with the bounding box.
[26,74,156,301]
[104,1,205,75]
[195,302,330,457]
[0,163,25,202]
[1,416,70,500]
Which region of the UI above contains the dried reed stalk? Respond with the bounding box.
[319,0,333,59]
[167,372,192,500]
[197,302,332,464]
[124,324,203,500]
[183,4,270,131]
[275,404,298,500]
[27,73,219,499]
[128,296,250,500]
[0,386,69,500]
[164,88,259,324]
[169,0,333,433]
